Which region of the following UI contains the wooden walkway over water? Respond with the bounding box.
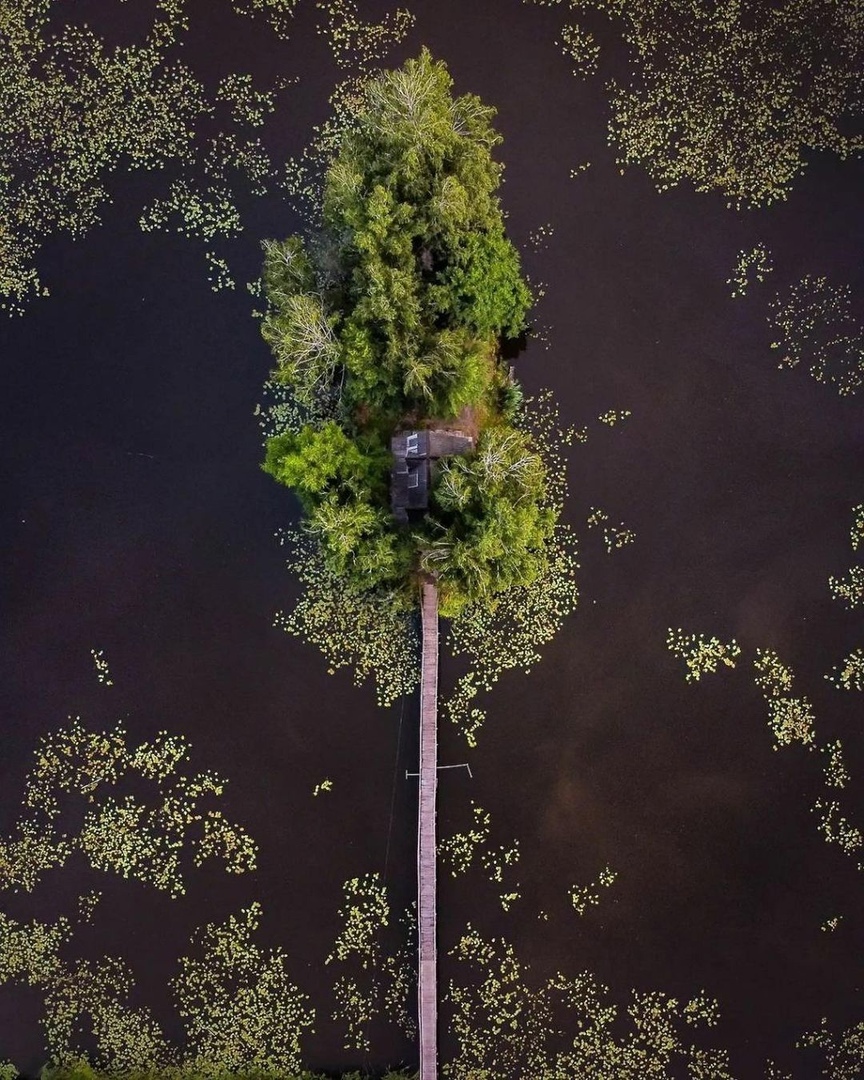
[417,579,439,1080]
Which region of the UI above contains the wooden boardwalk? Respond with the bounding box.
[418,580,439,1080]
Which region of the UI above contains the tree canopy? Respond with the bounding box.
[259,50,555,617]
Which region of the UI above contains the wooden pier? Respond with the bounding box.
[417,579,439,1080]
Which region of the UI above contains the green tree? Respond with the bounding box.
[262,424,386,507]
[434,229,532,339]
[423,427,555,615]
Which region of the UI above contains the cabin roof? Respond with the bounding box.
[390,428,474,520]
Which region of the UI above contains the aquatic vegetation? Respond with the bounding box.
[444,524,579,746]
[813,799,864,861]
[326,873,389,968]
[445,924,731,1079]
[753,649,815,748]
[216,73,281,128]
[439,803,491,877]
[0,910,70,986]
[273,528,420,708]
[802,1017,864,1080]
[0,717,256,897]
[769,276,864,397]
[826,649,864,692]
[312,779,334,796]
[0,716,320,1071]
[0,820,71,893]
[90,649,113,687]
[597,408,631,426]
[325,874,415,1050]
[0,907,172,1068]
[482,841,521,887]
[139,180,243,243]
[829,567,864,609]
[587,508,635,554]
[0,0,210,313]
[557,0,864,208]
[728,243,773,298]
[568,865,616,916]
[205,252,236,292]
[528,223,555,250]
[851,505,864,552]
[557,23,600,78]
[0,0,291,311]
[569,162,592,178]
[821,916,843,933]
[0,902,316,1071]
[76,891,101,924]
[173,904,314,1072]
[667,630,741,683]
[822,741,850,790]
[761,693,817,750]
[231,0,300,39]
[438,803,520,908]
[752,648,794,698]
[602,525,635,553]
[749,637,864,871]
[0,0,417,313]
[315,0,415,71]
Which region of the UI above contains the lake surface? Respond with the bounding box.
[2,1,864,1075]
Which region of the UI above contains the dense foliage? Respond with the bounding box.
[260,51,555,616]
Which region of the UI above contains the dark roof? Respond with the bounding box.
[390,428,474,520]
[391,456,430,515]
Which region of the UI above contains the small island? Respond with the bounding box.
[259,50,556,619]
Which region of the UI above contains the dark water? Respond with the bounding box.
[2,0,864,1075]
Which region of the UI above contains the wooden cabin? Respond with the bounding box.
[391,429,474,524]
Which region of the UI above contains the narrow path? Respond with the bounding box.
[418,579,439,1080]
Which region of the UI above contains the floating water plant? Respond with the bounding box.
[173,903,315,1072]
[826,649,864,692]
[753,649,815,748]
[325,873,415,1050]
[0,718,256,897]
[528,223,555,250]
[770,276,864,397]
[569,161,592,178]
[667,630,741,683]
[569,865,617,916]
[445,922,730,1078]
[532,0,864,208]
[728,243,773,298]
[822,741,849,789]
[597,408,631,426]
[90,649,113,687]
[557,22,600,78]
[439,803,520,908]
